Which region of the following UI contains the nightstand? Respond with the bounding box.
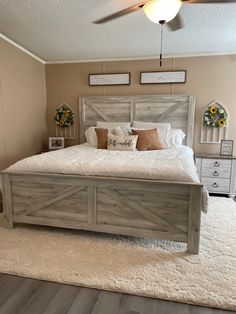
[40,148,50,154]
[195,154,236,198]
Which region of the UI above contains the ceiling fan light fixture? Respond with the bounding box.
[143,0,182,24]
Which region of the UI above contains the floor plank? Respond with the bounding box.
[0,273,234,314]
[191,306,234,314]
[0,274,26,305]
[0,278,41,313]
[91,290,122,314]
[16,281,60,314]
[67,288,100,314]
[43,285,79,314]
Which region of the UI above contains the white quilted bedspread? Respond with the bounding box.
[4,144,208,211]
[6,144,197,181]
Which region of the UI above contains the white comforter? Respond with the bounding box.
[4,144,208,211]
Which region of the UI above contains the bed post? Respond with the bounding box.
[187,185,202,254]
[1,174,14,229]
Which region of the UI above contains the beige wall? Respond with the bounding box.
[46,55,236,154]
[0,38,47,170]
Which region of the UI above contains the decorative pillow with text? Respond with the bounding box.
[107,134,138,151]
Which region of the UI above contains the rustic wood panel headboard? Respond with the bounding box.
[79,95,196,147]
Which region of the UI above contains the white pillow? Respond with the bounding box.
[131,124,169,147]
[132,121,170,132]
[107,134,138,151]
[166,129,186,147]
[96,121,131,128]
[85,127,124,146]
[85,127,97,146]
[132,121,170,147]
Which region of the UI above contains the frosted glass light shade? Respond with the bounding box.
[143,0,182,24]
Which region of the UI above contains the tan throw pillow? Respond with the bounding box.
[95,128,108,149]
[132,128,164,151]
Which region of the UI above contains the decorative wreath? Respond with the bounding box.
[54,104,74,128]
[203,105,227,128]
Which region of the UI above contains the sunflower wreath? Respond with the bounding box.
[54,104,74,128]
[203,105,227,128]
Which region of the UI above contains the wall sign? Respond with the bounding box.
[89,73,130,86]
[140,70,186,84]
[220,140,234,156]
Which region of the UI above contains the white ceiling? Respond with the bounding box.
[1,0,236,62]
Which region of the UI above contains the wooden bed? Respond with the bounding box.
[1,94,203,254]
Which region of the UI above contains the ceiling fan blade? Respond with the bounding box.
[167,14,183,31]
[182,0,236,3]
[93,1,148,24]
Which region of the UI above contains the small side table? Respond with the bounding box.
[195,153,236,198]
[40,148,50,154]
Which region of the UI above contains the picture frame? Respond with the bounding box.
[220,140,234,156]
[140,70,186,84]
[89,73,131,86]
[49,137,65,150]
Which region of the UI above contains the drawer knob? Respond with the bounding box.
[213,171,219,177]
[214,161,220,167]
[212,182,219,188]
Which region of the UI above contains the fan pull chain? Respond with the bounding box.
[159,20,165,67]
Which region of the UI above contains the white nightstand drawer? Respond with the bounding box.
[201,167,231,179]
[202,158,231,171]
[201,178,230,193]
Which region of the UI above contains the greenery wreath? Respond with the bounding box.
[203,105,227,128]
[54,104,74,128]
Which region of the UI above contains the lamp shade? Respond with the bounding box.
[143,0,182,24]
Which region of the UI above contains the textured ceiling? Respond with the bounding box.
[0,0,236,62]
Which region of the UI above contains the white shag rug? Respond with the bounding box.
[0,196,236,311]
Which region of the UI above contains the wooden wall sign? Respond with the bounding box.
[140,70,186,84]
[89,73,130,86]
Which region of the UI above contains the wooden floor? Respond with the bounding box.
[0,273,234,314]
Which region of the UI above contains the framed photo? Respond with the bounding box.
[49,137,64,150]
[220,140,234,156]
[140,70,186,84]
[89,73,130,86]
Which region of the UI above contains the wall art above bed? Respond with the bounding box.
[89,73,131,86]
[140,70,186,84]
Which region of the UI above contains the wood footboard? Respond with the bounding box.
[1,172,203,254]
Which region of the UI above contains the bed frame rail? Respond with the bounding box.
[1,172,202,254]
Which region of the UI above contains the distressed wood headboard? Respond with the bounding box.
[79,95,196,147]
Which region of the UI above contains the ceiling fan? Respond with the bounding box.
[93,0,236,31]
